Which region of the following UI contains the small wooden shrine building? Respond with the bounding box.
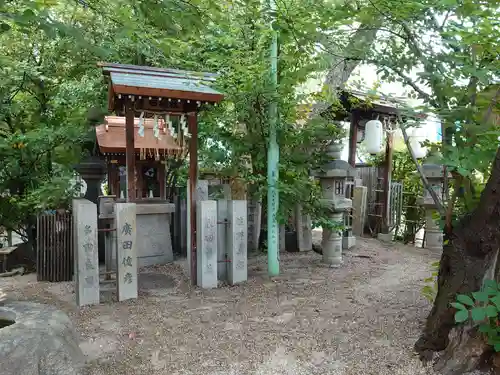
[96,116,184,200]
[99,62,224,283]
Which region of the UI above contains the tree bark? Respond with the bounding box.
[415,147,500,374]
[311,20,382,117]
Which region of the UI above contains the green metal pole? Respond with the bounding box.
[267,0,279,276]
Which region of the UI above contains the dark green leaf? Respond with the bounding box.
[472,291,490,303]
[471,307,487,322]
[490,295,500,310]
[479,324,492,333]
[454,310,469,323]
[457,294,475,306]
[486,305,498,318]
[494,343,500,352]
[450,302,466,311]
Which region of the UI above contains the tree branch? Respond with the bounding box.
[400,118,446,216]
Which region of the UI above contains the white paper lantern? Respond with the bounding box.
[409,128,427,159]
[364,119,384,154]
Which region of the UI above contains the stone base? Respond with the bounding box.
[425,230,443,251]
[342,236,356,250]
[0,301,84,375]
[377,232,393,242]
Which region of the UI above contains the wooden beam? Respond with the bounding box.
[158,163,166,200]
[348,111,359,167]
[113,85,224,104]
[188,110,198,285]
[125,100,136,202]
[381,132,394,233]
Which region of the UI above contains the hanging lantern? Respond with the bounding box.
[363,119,384,154]
[409,127,427,159]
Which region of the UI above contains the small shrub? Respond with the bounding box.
[452,279,500,351]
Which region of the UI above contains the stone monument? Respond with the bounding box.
[313,142,355,266]
[197,200,218,289]
[73,199,100,307]
[115,202,138,301]
[295,204,313,251]
[187,179,209,279]
[417,161,447,252]
[227,200,248,285]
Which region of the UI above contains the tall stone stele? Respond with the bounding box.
[313,142,356,266]
[417,160,449,251]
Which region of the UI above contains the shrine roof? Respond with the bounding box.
[96,116,184,155]
[99,63,224,103]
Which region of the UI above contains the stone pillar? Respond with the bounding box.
[217,200,228,281]
[247,200,262,251]
[352,186,367,237]
[313,142,355,266]
[424,208,443,251]
[322,212,343,266]
[73,199,100,307]
[417,162,447,252]
[187,179,208,279]
[295,205,313,251]
[227,200,248,285]
[196,200,218,289]
[279,225,286,252]
[115,203,138,301]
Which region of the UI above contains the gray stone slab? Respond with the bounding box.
[227,200,248,284]
[247,200,262,251]
[187,179,209,280]
[295,205,312,251]
[136,212,173,267]
[196,200,218,289]
[72,199,99,307]
[116,203,138,301]
[279,225,286,252]
[217,200,228,281]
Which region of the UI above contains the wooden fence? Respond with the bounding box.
[36,211,74,282]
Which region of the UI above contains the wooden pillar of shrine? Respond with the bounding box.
[125,100,136,202]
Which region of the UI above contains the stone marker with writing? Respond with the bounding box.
[187,179,209,279]
[227,200,248,285]
[73,199,99,307]
[295,204,313,251]
[116,203,138,301]
[279,225,286,252]
[217,200,228,281]
[196,200,218,289]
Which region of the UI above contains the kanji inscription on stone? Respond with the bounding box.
[196,200,218,288]
[116,203,137,301]
[73,199,99,307]
[228,201,248,285]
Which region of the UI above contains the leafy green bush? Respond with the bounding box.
[421,261,440,302]
[452,280,500,351]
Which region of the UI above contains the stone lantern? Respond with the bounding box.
[313,142,356,266]
[417,160,448,251]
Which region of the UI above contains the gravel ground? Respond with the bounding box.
[0,237,441,375]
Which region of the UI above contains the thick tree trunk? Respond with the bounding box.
[415,148,500,374]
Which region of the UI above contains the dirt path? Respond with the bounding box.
[0,238,440,375]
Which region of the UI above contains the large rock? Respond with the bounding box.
[0,300,84,375]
